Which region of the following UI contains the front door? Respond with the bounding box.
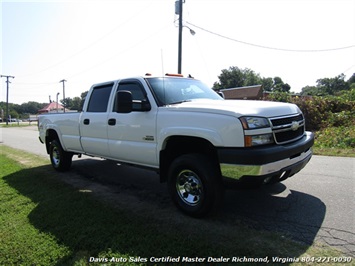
[107,79,157,167]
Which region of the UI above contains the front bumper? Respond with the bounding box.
[217,131,314,186]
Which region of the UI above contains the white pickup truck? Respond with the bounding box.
[39,74,314,217]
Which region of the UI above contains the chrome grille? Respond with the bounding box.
[270,114,305,144]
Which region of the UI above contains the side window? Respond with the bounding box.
[87,84,113,112]
[115,82,147,111]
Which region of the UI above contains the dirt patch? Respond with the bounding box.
[0,144,47,167]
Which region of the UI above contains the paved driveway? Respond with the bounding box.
[1,125,354,256]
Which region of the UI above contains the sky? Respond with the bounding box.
[1,0,354,105]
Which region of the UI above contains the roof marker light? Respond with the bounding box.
[165,73,184,77]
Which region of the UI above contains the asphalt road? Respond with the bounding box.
[1,125,354,256]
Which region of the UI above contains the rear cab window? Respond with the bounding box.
[87,83,114,112]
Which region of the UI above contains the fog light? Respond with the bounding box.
[263,176,273,184]
[245,133,274,147]
[280,171,287,179]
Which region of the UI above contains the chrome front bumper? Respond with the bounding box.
[220,148,312,182]
[217,132,314,185]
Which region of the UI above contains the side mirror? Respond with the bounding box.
[115,90,133,113]
[139,99,151,111]
[217,91,225,99]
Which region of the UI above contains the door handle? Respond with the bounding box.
[108,118,116,126]
[83,119,90,125]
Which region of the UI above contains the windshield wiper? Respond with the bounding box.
[167,100,192,105]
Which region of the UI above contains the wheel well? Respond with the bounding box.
[159,136,218,183]
[45,129,59,154]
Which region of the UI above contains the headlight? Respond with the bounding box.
[244,134,274,147]
[240,117,270,129]
[240,117,273,146]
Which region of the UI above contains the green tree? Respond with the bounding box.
[301,74,351,96]
[20,101,46,114]
[300,85,321,96]
[212,66,291,93]
[261,77,273,91]
[61,97,73,109]
[316,74,349,95]
[212,66,262,90]
[0,102,20,119]
[71,97,82,111]
[347,73,355,84]
[272,77,291,93]
[9,109,19,120]
[79,91,88,111]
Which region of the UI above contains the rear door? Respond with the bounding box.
[79,82,114,157]
[107,79,158,167]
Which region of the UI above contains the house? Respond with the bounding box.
[38,102,67,114]
[220,85,263,100]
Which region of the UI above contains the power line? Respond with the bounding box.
[341,65,355,75]
[186,21,355,53]
[17,1,157,79]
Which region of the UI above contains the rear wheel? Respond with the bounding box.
[168,154,224,217]
[49,139,72,171]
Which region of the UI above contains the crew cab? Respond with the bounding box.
[38,74,314,217]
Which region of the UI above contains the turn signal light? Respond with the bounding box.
[244,136,253,147]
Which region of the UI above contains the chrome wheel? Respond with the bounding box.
[49,140,72,171]
[176,170,203,206]
[51,146,60,166]
[168,154,224,217]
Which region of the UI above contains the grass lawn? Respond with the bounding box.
[0,145,351,266]
[313,125,355,157]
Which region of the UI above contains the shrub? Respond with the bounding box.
[265,93,355,132]
[315,126,355,149]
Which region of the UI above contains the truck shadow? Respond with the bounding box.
[71,158,326,247]
[4,158,326,264]
[222,184,326,246]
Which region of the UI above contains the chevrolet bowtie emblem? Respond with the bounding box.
[290,121,300,131]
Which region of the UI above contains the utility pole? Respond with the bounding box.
[56,92,60,113]
[177,0,183,74]
[59,79,67,112]
[1,75,15,125]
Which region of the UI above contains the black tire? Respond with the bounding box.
[167,154,224,218]
[49,139,73,172]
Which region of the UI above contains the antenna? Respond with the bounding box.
[161,49,166,104]
[161,49,165,77]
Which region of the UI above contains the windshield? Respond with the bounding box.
[146,77,223,106]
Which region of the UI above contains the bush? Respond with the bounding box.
[264,92,355,153]
[315,126,355,149]
[265,92,355,132]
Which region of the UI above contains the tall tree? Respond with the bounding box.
[347,73,355,85]
[213,66,262,90]
[261,77,273,91]
[301,74,350,96]
[61,97,73,109]
[316,74,349,95]
[300,85,320,96]
[79,91,89,111]
[20,101,46,114]
[71,97,82,111]
[272,77,291,93]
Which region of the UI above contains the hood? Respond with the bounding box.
[166,99,301,118]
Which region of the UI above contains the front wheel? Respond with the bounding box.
[49,139,73,171]
[167,154,224,217]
